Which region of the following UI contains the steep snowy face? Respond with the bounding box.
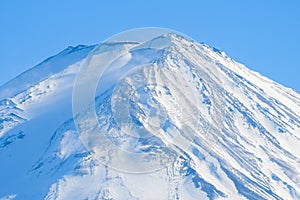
[0,45,96,199]
[1,32,300,200]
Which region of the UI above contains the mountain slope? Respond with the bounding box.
[0,33,299,200]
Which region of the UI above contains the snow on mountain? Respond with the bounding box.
[0,45,95,100]
[0,33,299,200]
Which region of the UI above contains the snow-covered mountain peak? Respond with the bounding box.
[0,30,300,199]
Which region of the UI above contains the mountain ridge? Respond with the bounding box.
[0,44,96,100]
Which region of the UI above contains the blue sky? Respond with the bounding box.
[0,0,299,92]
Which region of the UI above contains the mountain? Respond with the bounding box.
[0,33,299,200]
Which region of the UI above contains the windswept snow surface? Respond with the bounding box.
[0,33,299,200]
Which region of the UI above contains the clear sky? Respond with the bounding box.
[0,0,299,92]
